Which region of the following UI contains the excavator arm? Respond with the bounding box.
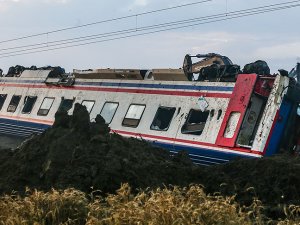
[183,53,240,81]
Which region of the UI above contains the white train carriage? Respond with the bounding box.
[0,67,296,165]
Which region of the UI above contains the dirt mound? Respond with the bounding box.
[0,103,197,194]
[0,103,300,219]
[199,156,300,218]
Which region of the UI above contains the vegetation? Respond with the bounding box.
[0,184,299,225]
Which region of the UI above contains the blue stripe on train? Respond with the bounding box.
[152,141,257,166]
[264,98,293,156]
[0,117,50,137]
[0,79,234,92]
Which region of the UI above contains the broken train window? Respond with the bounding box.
[22,96,37,114]
[181,109,210,135]
[38,97,55,116]
[122,104,145,128]
[58,98,74,112]
[151,106,176,131]
[7,95,21,113]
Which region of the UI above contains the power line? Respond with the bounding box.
[1,5,299,58]
[1,3,299,59]
[0,1,299,58]
[1,0,299,54]
[0,0,212,44]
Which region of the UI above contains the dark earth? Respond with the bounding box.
[0,103,299,219]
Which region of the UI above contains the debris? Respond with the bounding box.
[5,65,65,77]
[182,53,240,81]
[243,60,270,75]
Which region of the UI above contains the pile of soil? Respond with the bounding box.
[0,103,197,194]
[199,156,300,218]
[0,103,300,219]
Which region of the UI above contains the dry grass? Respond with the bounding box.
[88,184,253,225]
[0,188,88,225]
[0,184,299,225]
[276,205,300,225]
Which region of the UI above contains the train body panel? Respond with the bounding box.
[0,68,296,165]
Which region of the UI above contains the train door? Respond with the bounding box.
[216,74,258,147]
[236,94,266,148]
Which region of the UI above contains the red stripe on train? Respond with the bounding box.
[112,129,263,156]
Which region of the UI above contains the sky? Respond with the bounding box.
[0,0,300,73]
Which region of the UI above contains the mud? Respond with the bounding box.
[0,103,300,219]
[0,135,24,149]
[0,104,197,195]
[199,156,300,218]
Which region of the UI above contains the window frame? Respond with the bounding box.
[37,97,55,116]
[81,100,95,114]
[57,98,74,112]
[122,104,146,128]
[150,106,176,131]
[0,94,7,111]
[181,109,210,135]
[22,96,38,114]
[7,95,22,113]
[100,101,119,124]
[224,111,241,138]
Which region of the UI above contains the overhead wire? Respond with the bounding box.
[1,0,300,53]
[0,1,299,54]
[1,6,298,58]
[0,1,299,58]
[0,0,212,44]
[1,0,298,53]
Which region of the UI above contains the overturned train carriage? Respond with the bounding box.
[0,64,298,165]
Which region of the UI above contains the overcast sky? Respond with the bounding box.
[0,0,300,73]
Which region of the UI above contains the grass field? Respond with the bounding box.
[0,184,299,225]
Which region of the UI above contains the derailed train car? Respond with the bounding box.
[0,54,299,165]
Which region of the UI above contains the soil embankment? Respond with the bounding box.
[0,103,299,219]
[0,104,197,194]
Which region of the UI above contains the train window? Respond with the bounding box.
[37,97,55,116]
[7,95,21,112]
[224,112,240,138]
[81,100,95,114]
[0,94,7,110]
[22,96,37,114]
[58,98,74,112]
[100,102,119,124]
[217,109,222,120]
[181,109,209,135]
[122,104,145,128]
[151,106,176,131]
